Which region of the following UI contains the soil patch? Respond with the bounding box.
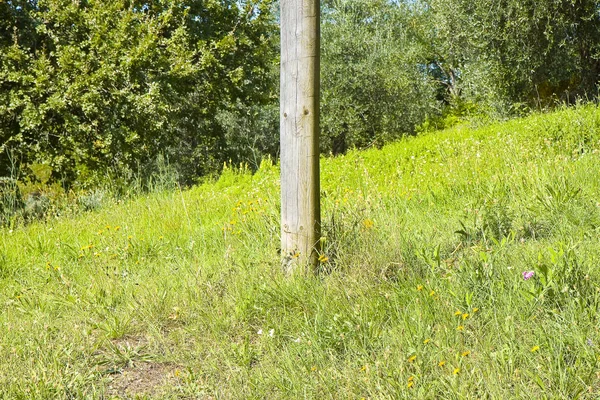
[105,361,182,398]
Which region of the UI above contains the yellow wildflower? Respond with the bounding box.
[454,310,462,316]
[423,338,431,344]
[457,325,464,331]
[472,307,479,313]
[438,360,446,367]
[408,355,417,363]
[462,313,469,320]
[461,351,470,357]
[417,285,423,291]
[318,254,329,263]
[531,346,540,352]
[429,290,435,296]
[453,368,460,375]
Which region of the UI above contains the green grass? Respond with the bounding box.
[3,104,600,399]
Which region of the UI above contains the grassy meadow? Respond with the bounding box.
[3,105,600,398]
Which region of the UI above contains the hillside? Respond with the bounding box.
[2,105,600,398]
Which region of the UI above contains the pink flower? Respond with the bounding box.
[523,271,535,280]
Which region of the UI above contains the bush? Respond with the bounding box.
[0,0,278,187]
[0,177,22,226]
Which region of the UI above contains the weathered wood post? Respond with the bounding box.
[280,0,321,273]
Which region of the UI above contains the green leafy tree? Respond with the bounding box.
[0,0,277,186]
[320,0,437,154]
[426,0,600,113]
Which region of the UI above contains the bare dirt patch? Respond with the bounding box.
[96,335,184,398]
[105,361,182,399]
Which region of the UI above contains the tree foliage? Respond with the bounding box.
[426,0,600,113]
[2,0,600,188]
[0,0,277,186]
[320,0,437,154]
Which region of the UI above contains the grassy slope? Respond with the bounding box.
[2,105,600,399]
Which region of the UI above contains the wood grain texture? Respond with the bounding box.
[280,0,321,273]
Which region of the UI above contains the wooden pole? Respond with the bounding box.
[280,0,321,273]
